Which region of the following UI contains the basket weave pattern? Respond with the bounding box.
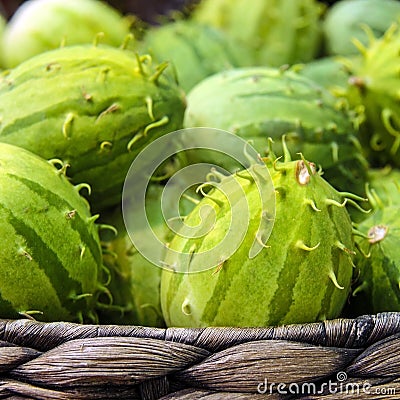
[1,312,400,399]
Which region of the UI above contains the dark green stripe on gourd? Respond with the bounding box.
[0,44,186,211]
[183,66,368,195]
[138,20,247,93]
[0,142,105,322]
[161,147,357,327]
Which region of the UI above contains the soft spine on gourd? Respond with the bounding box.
[161,141,363,328]
[0,43,186,211]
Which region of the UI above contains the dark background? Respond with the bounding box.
[0,0,343,22]
[0,0,196,21]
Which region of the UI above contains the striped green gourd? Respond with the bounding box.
[161,144,359,327]
[322,0,400,56]
[138,19,247,93]
[343,22,400,168]
[183,66,368,196]
[191,0,324,67]
[0,142,106,322]
[1,0,133,68]
[0,44,186,211]
[351,181,400,315]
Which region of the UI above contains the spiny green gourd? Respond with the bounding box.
[322,0,400,56]
[0,142,107,323]
[191,0,325,68]
[343,23,400,168]
[161,142,361,327]
[183,66,368,196]
[351,178,400,315]
[1,0,133,68]
[138,19,247,93]
[0,44,186,212]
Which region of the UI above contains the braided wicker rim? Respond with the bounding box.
[1,312,400,399]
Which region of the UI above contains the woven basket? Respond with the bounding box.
[1,313,400,399]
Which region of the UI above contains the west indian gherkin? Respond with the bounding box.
[183,66,368,196]
[322,0,400,56]
[191,0,325,68]
[350,179,400,316]
[0,143,108,323]
[343,23,400,168]
[161,142,361,328]
[1,0,133,68]
[0,44,186,212]
[138,19,247,93]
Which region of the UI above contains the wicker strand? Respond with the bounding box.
[1,313,400,399]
